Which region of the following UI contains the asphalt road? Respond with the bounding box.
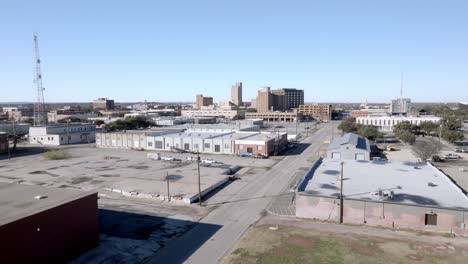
[148,122,334,264]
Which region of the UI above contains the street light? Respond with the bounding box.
[339,161,344,224]
[197,150,202,206]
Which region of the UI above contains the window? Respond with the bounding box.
[204,143,210,149]
[184,143,190,150]
[224,144,230,149]
[148,142,153,147]
[155,141,163,149]
[215,145,220,152]
[258,145,263,150]
[194,143,199,149]
[425,214,437,226]
[239,144,243,150]
[167,143,170,147]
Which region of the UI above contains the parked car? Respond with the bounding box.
[455,148,468,153]
[236,152,252,157]
[444,153,462,159]
[252,154,267,159]
[201,158,216,164]
[161,156,177,161]
[432,155,443,162]
[386,145,397,151]
[186,156,198,162]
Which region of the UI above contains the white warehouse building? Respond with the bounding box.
[29,124,97,146]
[356,116,441,132]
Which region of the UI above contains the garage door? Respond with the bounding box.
[331,152,341,159]
[355,153,365,160]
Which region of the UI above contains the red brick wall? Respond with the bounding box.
[0,193,99,263]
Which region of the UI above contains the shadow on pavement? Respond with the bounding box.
[81,209,222,264]
[278,143,311,156]
[0,146,49,160]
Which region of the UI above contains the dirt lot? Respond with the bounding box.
[224,216,468,264]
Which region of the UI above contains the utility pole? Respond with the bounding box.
[33,33,47,126]
[166,172,170,202]
[197,151,202,206]
[339,161,344,224]
[439,123,442,143]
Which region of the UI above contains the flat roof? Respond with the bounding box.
[299,159,468,209]
[0,183,96,226]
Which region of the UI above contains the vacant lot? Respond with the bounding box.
[224,223,468,264]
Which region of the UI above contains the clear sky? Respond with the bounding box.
[1,0,467,103]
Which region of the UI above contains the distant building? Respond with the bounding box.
[93,98,115,110]
[356,116,441,132]
[271,88,304,111]
[154,116,194,126]
[2,106,34,121]
[231,82,243,106]
[255,87,272,112]
[296,159,468,236]
[0,132,8,154]
[0,183,98,263]
[195,94,213,109]
[29,123,97,145]
[327,133,370,161]
[458,102,468,110]
[255,87,304,112]
[391,98,411,115]
[96,124,286,156]
[181,109,245,120]
[298,104,332,121]
[245,111,303,122]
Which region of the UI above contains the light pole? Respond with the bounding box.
[339,161,344,224]
[197,151,202,206]
[166,172,171,202]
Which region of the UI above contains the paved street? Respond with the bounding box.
[148,122,335,264]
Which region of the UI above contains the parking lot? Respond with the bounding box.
[0,144,280,263]
[380,139,468,192]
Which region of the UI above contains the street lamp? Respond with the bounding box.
[339,161,344,224]
[197,150,202,206]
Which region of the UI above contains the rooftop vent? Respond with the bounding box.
[34,195,47,200]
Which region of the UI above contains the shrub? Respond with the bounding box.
[43,150,68,160]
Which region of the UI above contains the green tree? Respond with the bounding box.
[396,130,416,145]
[441,116,462,131]
[441,129,464,143]
[338,117,358,133]
[419,121,439,135]
[357,125,383,141]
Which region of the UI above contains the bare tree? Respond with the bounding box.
[412,139,441,162]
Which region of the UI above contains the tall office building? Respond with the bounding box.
[391,98,411,115]
[231,82,243,106]
[195,94,214,109]
[256,87,272,112]
[271,88,304,111]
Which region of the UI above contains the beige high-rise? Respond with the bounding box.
[231,82,243,106]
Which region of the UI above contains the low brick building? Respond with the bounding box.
[296,159,468,236]
[0,183,98,263]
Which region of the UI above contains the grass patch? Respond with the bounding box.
[43,150,68,160]
[224,225,468,264]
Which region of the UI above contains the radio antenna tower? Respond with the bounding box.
[33,33,47,126]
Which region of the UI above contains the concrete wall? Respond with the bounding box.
[0,193,98,263]
[296,194,468,236]
[30,132,95,146]
[96,132,146,149]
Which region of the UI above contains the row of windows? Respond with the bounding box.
[357,119,438,126]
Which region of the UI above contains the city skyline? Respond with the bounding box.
[1,1,468,103]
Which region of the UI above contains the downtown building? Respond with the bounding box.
[297,104,332,121]
[231,82,243,107]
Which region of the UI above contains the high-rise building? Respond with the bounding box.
[195,94,214,109]
[391,98,411,115]
[256,87,272,112]
[93,98,115,110]
[231,82,243,107]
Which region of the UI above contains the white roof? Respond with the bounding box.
[300,159,468,209]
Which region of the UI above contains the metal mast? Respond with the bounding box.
[399,72,404,115]
[33,33,47,126]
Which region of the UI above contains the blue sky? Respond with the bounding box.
[1,0,467,103]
